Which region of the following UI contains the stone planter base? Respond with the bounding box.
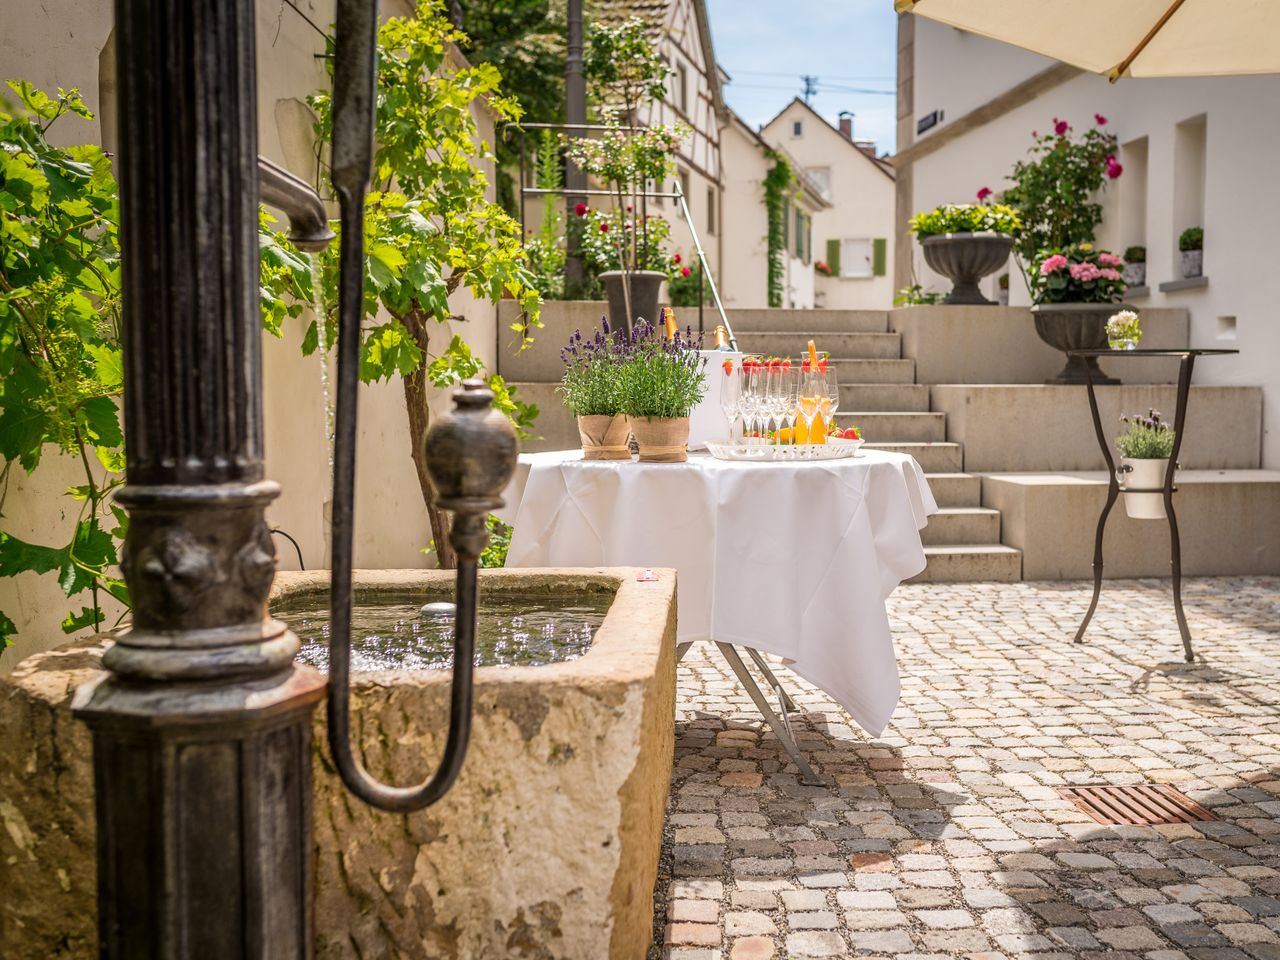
[921,232,1015,305]
[1030,302,1126,385]
[1122,457,1172,519]
[628,416,690,463]
[578,414,631,460]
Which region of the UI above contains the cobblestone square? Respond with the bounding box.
[652,577,1280,959]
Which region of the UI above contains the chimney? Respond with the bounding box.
[838,111,853,140]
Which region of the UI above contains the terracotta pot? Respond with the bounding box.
[1121,457,1172,519]
[600,270,667,333]
[577,414,631,460]
[1030,302,1127,385]
[920,232,1015,305]
[627,416,690,463]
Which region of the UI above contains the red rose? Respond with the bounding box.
[1107,160,1123,179]
[574,203,588,217]
[1094,113,1108,125]
[1054,120,1069,136]
[673,253,682,264]
[599,222,609,233]
[681,267,691,277]
[976,187,993,202]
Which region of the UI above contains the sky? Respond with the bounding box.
[704,0,900,155]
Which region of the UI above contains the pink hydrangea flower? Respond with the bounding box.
[976,186,993,202]
[1097,253,1123,267]
[1094,113,1108,125]
[1069,262,1102,282]
[1039,254,1069,274]
[1054,119,1070,136]
[1099,268,1122,281]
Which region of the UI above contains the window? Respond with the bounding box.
[677,169,690,202]
[806,166,832,202]
[840,238,873,278]
[677,63,688,115]
[792,120,803,137]
[706,185,716,235]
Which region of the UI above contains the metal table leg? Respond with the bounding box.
[1166,355,1197,662]
[714,642,825,785]
[1075,360,1116,644]
[745,647,798,712]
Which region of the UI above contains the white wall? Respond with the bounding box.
[764,101,896,310]
[906,17,1280,467]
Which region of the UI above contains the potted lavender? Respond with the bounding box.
[559,319,631,460]
[617,320,707,462]
[1116,409,1176,519]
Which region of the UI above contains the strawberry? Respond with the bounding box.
[818,358,829,374]
[722,358,733,376]
[781,359,792,371]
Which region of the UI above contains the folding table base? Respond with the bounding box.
[676,641,824,785]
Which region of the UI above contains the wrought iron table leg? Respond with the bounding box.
[1076,358,1117,644]
[676,641,693,663]
[745,647,798,712]
[1166,355,1197,662]
[715,642,825,785]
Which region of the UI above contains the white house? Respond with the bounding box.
[719,111,830,309]
[893,13,1280,466]
[762,98,897,310]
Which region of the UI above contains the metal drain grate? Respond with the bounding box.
[1058,784,1219,826]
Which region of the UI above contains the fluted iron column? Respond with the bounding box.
[72,0,326,956]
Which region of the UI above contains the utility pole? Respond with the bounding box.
[564,0,587,295]
[801,74,818,103]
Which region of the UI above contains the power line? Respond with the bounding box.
[731,69,896,81]
[727,81,895,96]
[801,75,818,103]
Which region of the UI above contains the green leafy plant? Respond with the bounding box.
[908,203,1021,238]
[1123,245,1146,264]
[1179,227,1203,252]
[666,253,707,307]
[558,318,627,416]
[522,129,567,300]
[1116,408,1175,459]
[616,321,707,419]
[1004,116,1120,263]
[269,0,542,569]
[763,152,793,308]
[1032,242,1127,304]
[584,17,670,121]
[478,515,511,568]
[0,83,130,649]
[576,206,672,275]
[894,284,944,306]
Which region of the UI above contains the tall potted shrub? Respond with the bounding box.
[1030,243,1129,384]
[909,202,1021,304]
[617,321,707,462]
[559,319,631,459]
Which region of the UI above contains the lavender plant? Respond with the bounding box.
[558,318,627,416]
[1116,409,1176,459]
[616,321,708,419]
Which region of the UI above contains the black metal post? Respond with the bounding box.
[72,0,326,955]
[564,0,587,294]
[1166,355,1196,661]
[1073,357,1118,644]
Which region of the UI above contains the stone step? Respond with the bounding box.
[919,507,1002,546]
[839,411,945,442]
[840,383,930,412]
[828,358,916,384]
[911,545,1023,583]
[863,441,963,473]
[733,331,901,360]
[924,473,982,508]
[674,307,891,334]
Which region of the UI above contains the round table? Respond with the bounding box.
[500,448,937,736]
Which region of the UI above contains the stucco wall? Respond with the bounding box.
[0,0,504,670]
[718,122,771,309]
[905,17,1280,467]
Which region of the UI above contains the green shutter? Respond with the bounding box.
[872,238,887,277]
[783,200,790,247]
[826,239,841,275]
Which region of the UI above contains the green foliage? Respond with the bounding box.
[1116,408,1175,459]
[557,320,627,417]
[1031,242,1127,305]
[1004,118,1119,262]
[478,515,511,568]
[584,17,671,120]
[1179,227,1203,252]
[616,323,707,419]
[577,206,672,274]
[1123,245,1146,264]
[894,285,944,306]
[0,83,128,648]
[763,153,793,309]
[666,255,707,307]
[909,203,1021,239]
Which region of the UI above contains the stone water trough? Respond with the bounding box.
[1,567,677,959]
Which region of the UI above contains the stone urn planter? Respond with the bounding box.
[601,269,666,331]
[1181,249,1203,279]
[627,415,690,463]
[578,413,631,460]
[921,232,1015,305]
[1121,457,1173,519]
[1030,302,1127,385]
[1123,262,1146,287]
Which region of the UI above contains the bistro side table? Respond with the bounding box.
[1067,348,1238,662]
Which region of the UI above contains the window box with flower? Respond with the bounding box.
[1029,242,1131,384]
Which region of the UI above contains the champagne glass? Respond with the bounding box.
[781,368,800,459]
[766,365,785,446]
[798,373,823,459]
[720,362,741,441]
[747,364,767,444]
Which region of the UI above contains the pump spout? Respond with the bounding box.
[258,156,335,251]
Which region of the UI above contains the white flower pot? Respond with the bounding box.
[1121,457,1172,519]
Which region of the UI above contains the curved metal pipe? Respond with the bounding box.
[258,156,335,251]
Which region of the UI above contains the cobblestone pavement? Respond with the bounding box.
[651,577,1280,960]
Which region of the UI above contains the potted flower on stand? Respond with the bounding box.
[1179,227,1203,278]
[1122,246,1146,287]
[617,319,708,462]
[1116,409,1176,519]
[1030,242,1129,384]
[908,201,1021,304]
[1105,309,1143,350]
[559,319,631,460]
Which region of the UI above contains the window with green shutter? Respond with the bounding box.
[872,238,887,277]
[826,238,841,274]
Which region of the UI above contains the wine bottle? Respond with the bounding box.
[713,325,730,350]
[663,306,678,340]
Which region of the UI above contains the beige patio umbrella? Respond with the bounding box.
[894,0,1280,81]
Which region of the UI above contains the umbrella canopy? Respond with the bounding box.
[894,0,1279,81]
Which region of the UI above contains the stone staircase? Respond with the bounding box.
[723,309,1021,583]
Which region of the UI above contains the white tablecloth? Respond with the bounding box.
[500,449,938,735]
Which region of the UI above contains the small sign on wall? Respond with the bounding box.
[917,110,944,135]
